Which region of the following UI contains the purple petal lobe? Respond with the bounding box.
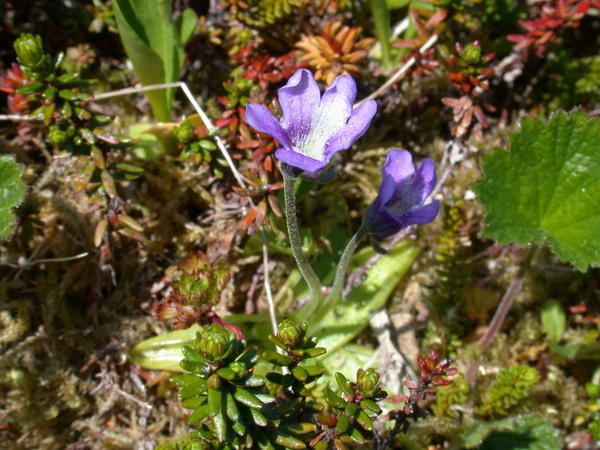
[321,74,357,108]
[405,200,441,225]
[246,103,291,149]
[324,99,377,159]
[298,76,355,162]
[275,148,327,173]
[377,149,415,206]
[278,69,320,144]
[410,158,437,203]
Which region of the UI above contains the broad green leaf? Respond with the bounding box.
[0,156,25,239]
[475,111,600,271]
[463,415,561,449]
[129,324,201,371]
[112,0,197,121]
[296,241,419,355]
[540,299,566,343]
[175,8,198,45]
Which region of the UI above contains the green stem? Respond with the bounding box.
[309,225,367,332]
[281,164,322,301]
[370,0,392,70]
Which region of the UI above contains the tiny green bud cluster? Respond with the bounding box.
[14,34,45,69]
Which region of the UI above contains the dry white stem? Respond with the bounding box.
[357,34,439,105]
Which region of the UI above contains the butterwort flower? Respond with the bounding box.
[365,149,440,240]
[245,68,377,174]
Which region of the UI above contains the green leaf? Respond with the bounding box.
[475,111,600,271]
[112,1,196,121]
[0,156,25,239]
[175,8,198,46]
[294,241,419,355]
[540,299,566,343]
[463,415,561,450]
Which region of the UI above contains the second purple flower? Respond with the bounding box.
[365,149,440,240]
[245,68,377,174]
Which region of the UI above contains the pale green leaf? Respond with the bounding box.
[296,241,419,355]
[112,0,192,121]
[475,111,600,271]
[540,299,566,343]
[0,156,25,239]
[175,8,198,45]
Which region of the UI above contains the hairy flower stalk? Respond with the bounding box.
[281,163,322,301]
[246,68,377,305]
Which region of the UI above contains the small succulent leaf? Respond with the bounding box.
[335,414,351,434]
[188,402,210,424]
[250,408,268,427]
[262,350,294,366]
[0,156,25,239]
[181,396,206,409]
[274,434,306,449]
[302,347,327,358]
[303,365,325,377]
[325,388,347,409]
[349,427,365,444]
[360,399,382,415]
[242,374,266,387]
[475,111,600,271]
[233,387,264,409]
[282,422,317,435]
[335,373,353,395]
[225,392,240,422]
[354,409,374,431]
[291,366,309,381]
[232,419,246,437]
[267,334,287,349]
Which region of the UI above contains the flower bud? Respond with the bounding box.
[47,125,68,145]
[461,43,482,65]
[277,319,305,347]
[173,119,195,144]
[356,368,380,396]
[196,324,233,361]
[14,34,45,69]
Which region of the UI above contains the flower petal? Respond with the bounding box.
[404,200,441,225]
[275,148,328,173]
[278,69,320,144]
[409,158,437,203]
[298,75,355,162]
[377,149,415,206]
[246,103,292,149]
[323,99,377,159]
[322,74,357,108]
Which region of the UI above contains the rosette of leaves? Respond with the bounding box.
[173,118,225,177]
[152,252,231,328]
[10,34,141,199]
[296,22,375,84]
[311,369,387,449]
[264,320,327,396]
[171,324,271,447]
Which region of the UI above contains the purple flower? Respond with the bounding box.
[365,149,440,240]
[245,68,377,174]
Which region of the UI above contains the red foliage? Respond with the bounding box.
[0,63,29,112]
[508,0,598,56]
